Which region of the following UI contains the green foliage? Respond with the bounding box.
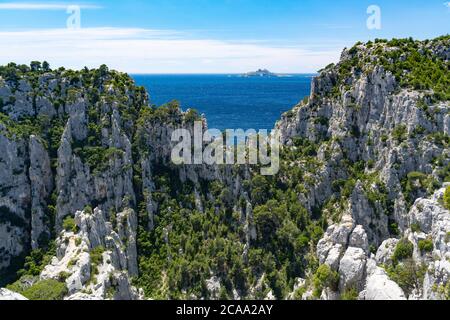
[84,205,93,214]
[401,171,437,207]
[392,125,407,143]
[389,222,400,236]
[15,279,67,300]
[386,259,427,296]
[0,113,42,140]
[90,246,105,278]
[329,37,450,102]
[312,264,339,298]
[410,223,421,233]
[381,40,450,101]
[15,242,56,278]
[90,246,105,267]
[444,186,450,210]
[392,239,414,264]
[73,146,124,174]
[62,216,78,233]
[341,287,359,300]
[184,109,201,123]
[418,239,433,253]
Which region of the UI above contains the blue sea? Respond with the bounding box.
[132,74,314,131]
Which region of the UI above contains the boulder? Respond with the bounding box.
[339,247,367,291]
[364,260,406,300]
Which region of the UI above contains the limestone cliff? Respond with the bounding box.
[0,36,449,300]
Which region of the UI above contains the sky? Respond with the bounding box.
[0,0,449,73]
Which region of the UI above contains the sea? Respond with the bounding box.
[132,74,314,131]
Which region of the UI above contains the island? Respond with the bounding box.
[242,68,279,77]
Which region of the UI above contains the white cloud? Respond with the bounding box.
[0,27,343,73]
[0,2,101,10]
[445,2,450,8]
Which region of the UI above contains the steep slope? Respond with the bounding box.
[0,36,449,300]
[0,64,147,290]
[276,36,449,299]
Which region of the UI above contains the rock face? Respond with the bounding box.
[0,288,28,300]
[40,208,142,300]
[364,260,406,300]
[29,135,53,249]
[0,66,148,289]
[310,185,450,300]
[0,64,253,298]
[0,36,449,300]
[282,38,450,300]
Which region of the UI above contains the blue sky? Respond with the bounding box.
[0,0,449,73]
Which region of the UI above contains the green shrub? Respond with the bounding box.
[62,216,77,233]
[20,279,67,300]
[418,239,433,253]
[386,259,427,296]
[341,287,359,300]
[312,264,339,298]
[392,125,407,143]
[15,242,57,279]
[84,205,93,214]
[410,223,421,233]
[393,239,414,263]
[444,186,450,210]
[90,246,105,277]
[389,222,400,236]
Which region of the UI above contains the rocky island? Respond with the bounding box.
[0,36,449,300]
[242,69,279,77]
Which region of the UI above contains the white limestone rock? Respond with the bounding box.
[324,244,344,271]
[339,247,367,291]
[29,135,53,249]
[40,208,142,300]
[0,288,28,300]
[349,225,369,253]
[375,238,399,266]
[364,260,406,300]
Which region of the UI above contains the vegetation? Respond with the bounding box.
[1,37,449,300]
[392,239,414,264]
[312,265,339,298]
[444,186,450,210]
[8,279,67,300]
[90,246,105,278]
[62,216,77,233]
[418,239,433,253]
[16,243,56,278]
[334,37,450,102]
[401,171,437,207]
[341,287,359,300]
[386,259,427,296]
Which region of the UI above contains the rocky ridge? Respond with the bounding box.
[0,36,449,300]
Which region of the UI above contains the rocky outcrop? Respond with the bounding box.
[363,259,406,300]
[1,37,449,300]
[40,208,142,300]
[276,38,449,300]
[0,132,29,265]
[309,185,449,300]
[29,135,53,249]
[277,40,449,227]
